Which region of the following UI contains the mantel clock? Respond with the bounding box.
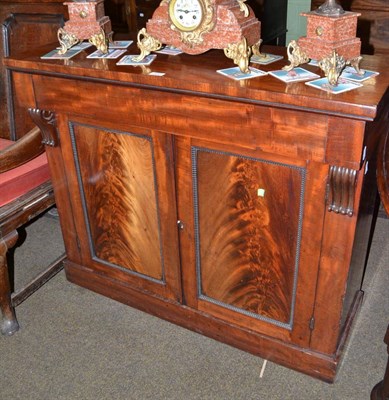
[134,0,262,73]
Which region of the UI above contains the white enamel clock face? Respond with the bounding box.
[169,0,204,31]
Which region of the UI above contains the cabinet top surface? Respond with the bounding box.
[4,41,389,120]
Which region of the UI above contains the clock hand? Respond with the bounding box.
[176,9,199,13]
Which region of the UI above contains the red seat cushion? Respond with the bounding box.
[0,138,51,207]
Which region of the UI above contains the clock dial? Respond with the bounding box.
[170,0,204,31]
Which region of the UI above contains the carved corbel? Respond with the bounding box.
[28,109,59,147]
[327,165,358,217]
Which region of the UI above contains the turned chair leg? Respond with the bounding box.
[0,231,19,336]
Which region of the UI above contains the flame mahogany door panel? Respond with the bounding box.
[176,137,328,346]
[57,117,182,302]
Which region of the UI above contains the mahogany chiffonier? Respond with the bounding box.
[4,43,388,382]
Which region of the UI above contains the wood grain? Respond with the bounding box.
[196,149,303,324]
[72,124,163,280]
[6,45,389,121]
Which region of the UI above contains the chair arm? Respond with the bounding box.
[0,126,45,173]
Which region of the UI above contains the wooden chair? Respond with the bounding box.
[0,7,67,336]
[0,126,65,336]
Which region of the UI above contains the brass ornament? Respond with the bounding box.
[238,0,249,17]
[316,26,324,36]
[134,28,162,61]
[224,37,251,74]
[282,40,309,71]
[318,51,363,86]
[57,28,79,54]
[348,56,363,74]
[251,39,265,58]
[318,50,345,86]
[89,28,109,53]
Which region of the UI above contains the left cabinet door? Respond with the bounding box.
[57,116,182,302]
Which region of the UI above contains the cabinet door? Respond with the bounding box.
[176,138,327,346]
[58,117,182,301]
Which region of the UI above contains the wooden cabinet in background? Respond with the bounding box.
[0,1,66,140]
[311,0,389,55]
[5,43,389,382]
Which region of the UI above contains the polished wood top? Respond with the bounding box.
[4,41,389,120]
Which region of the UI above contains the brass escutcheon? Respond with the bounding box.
[316,26,324,36]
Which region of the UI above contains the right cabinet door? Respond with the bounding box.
[176,137,328,347]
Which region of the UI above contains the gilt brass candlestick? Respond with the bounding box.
[58,0,113,54]
[283,0,363,85]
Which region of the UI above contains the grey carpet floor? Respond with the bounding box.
[0,211,388,400]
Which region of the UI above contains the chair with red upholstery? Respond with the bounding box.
[0,126,65,336]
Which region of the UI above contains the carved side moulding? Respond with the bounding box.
[327,165,358,217]
[28,109,59,147]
